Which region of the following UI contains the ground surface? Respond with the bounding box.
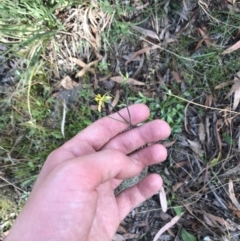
[1,0,240,240]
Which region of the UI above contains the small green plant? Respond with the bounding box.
[97,62,110,74]
[0,197,15,221]
[99,0,135,44]
[128,92,184,134]
[0,194,17,233]
[173,205,182,217]
[181,229,197,241]
[100,0,135,18]
[63,86,94,138]
[0,0,71,97]
[0,81,94,188]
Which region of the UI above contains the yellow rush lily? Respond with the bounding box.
[95,94,112,112]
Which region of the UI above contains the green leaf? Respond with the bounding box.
[173,206,182,216]
[209,152,221,168]
[167,115,173,123]
[181,229,196,241]
[223,133,236,145]
[138,92,145,98]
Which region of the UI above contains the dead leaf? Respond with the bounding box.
[198,122,206,144]
[198,26,214,48]
[227,83,240,100]
[194,38,205,51]
[233,210,240,218]
[222,40,240,55]
[204,94,213,107]
[238,135,240,150]
[171,71,181,83]
[215,119,223,154]
[142,41,150,57]
[135,2,149,10]
[218,162,240,178]
[228,179,240,210]
[117,225,127,234]
[159,211,172,221]
[162,140,176,147]
[174,161,189,169]
[122,54,142,62]
[184,103,192,135]
[122,233,139,239]
[203,214,216,227]
[228,202,240,218]
[60,76,78,90]
[226,218,240,230]
[126,45,159,65]
[113,234,125,241]
[133,53,145,77]
[187,140,203,155]
[76,60,99,78]
[233,83,240,110]
[93,72,98,90]
[129,85,143,95]
[110,76,145,86]
[234,71,240,81]
[222,107,232,126]
[226,72,240,110]
[167,229,175,237]
[165,167,171,176]
[173,182,185,192]
[192,221,202,231]
[176,8,200,36]
[200,211,234,230]
[159,186,167,212]
[99,73,112,82]
[90,105,98,111]
[95,31,101,49]
[165,38,177,44]
[153,215,181,241]
[69,57,87,68]
[109,89,120,112]
[182,0,188,11]
[214,80,234,90]
[163,0,170,14]
[143,88,155,97]
[185,204,193,215]
[69,57,99,78]
[132,25,159,41]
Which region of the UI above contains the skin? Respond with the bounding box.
[5,104,171,241]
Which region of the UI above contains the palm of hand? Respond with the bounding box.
[90,182,121,240]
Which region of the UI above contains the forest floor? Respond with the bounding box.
[1,1,240,240]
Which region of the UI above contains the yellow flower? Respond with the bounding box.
[95,94,112,112]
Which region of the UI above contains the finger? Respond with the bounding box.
[47,104,149,162]
[62,103,150,155]
[116,174,162,221]
[57,146,165,191]
[130,143,167,166]
[103,120,171,154]
[111,144,167,189]
[35,104,150,186]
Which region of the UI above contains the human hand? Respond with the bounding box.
[5,104,171,241]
